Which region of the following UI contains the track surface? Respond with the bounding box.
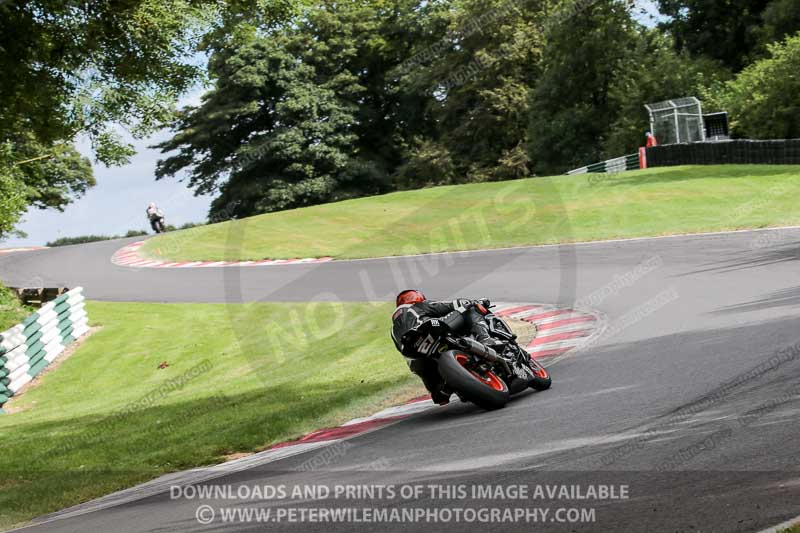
[2,228,800,532]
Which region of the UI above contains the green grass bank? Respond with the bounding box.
[0,300,419,529]
[142,165,800,261]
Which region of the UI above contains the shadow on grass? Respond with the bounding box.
[0,376,406,528]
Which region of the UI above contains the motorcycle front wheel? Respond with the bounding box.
[438,350,510,410]
[528,359,552,391]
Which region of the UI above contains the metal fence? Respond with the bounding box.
[645,97,706,145]
[567,153,640,175]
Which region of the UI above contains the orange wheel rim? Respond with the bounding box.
[455,354,506,392]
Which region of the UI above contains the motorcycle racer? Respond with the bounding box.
[146,202,166,233]
[390,289,497,405]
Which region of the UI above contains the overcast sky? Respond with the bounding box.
[3,1,664,248]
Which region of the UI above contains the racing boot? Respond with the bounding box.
[410,359,451,405]
[475,332,505,350]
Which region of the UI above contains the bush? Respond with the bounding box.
[715,33,800,139]
[0,282,33,331]
[46,224,204,247]
[0,163,28,239]
[46,230,148,247]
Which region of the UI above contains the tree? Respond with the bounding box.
[396,0,553,186]
[712,33,800,139]
[157,1,433,218]
[0,136,94,237]
[759,0,800,49]
[0,169,27,239]
[0,0,295,238]
[528,0,639,174]
[0,0,209,237]
[602,30,729,157]
[656,0,771,71]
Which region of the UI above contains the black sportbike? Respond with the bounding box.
[407,303,551,410]
[149,215,166,233]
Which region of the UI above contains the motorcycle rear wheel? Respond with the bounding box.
[438,351,510,410]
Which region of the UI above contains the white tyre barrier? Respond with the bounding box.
[0,287,89,409]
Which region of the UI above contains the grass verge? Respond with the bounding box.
[0,300,420,529]
[141,165,800,261]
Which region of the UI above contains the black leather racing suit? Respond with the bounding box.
[146,206,165,232]
[391,299,491,401]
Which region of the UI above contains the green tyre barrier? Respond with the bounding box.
[26,329,43,347]
[28,359,49,378]
[25,340,44,358]
[28,350,45,369]
[53,300,71,315]
[22,320,42,337]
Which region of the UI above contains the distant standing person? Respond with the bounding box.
[646,131,658,147]
[146,202,166,233]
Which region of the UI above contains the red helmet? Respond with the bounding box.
[396,289,426,307]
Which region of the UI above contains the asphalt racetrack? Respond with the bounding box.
[2,227,800,532]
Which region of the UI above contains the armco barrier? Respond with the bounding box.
[567,153,641,175]
[0,287,88,409]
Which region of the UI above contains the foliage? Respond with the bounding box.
[709,33,800,139]
[603,30,730,157]
[0,0,210,154]
[657,0,800,70]
[151,0,800,207]
[0,0,203,237]
[396,0,552,185]
[657,0,772,71]
[46,231,149,248]
[0,0,297,237]
[759,0,800,47]
[0,168,27,239]
[157,0,558,216]
[0,282,34,332]
[156,2,437,219]
[528,0,639,174]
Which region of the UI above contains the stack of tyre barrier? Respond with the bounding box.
[645,139,800,167]
[0,287,88,410]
